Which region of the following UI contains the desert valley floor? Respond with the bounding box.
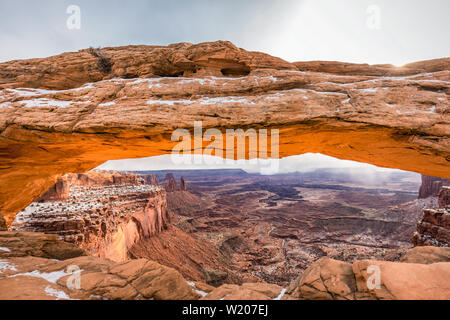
[133,167,432,286]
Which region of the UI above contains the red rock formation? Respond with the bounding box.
[0,251,200,300]
[180,176,187,191]
[0,41,294,90]
[37,177,71,202]
[0,231,86,260]
[286,246,450,300]
[142,174,159,186]
[418,175,450,199]
[162,173,187,192]
[413,187,450,247]
[438,187,450,208]
[162,173,178,192]
[10,171,169,262]
[1,232,449,300]
[0,41,449,226]
[129,225,234,284]
[0,214,6,231]
[293,58,450,77]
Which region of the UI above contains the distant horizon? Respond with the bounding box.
[96,153,422,180]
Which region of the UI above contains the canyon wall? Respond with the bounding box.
[418,175,450,198]
[413,186,450,247]
[10,171,170,262]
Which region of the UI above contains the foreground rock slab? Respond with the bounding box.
[287,247,450,300]
[201,283,288,300]
[0,255,201,300]
[0,231,86,260]
[353,260,450,300]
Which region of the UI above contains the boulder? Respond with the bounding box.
[0,255,201,300]
[353,260,450,300]
[0,231,86,260]
[202,269,228,287]
[287,257,356,300]
[400,246,450,264]
[201,283,287,300]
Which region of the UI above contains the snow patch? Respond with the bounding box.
[20,98,83,108]
[0,259,18,273]
[187,281,208,297]
[98,101,116,107]
[200,96,255,105]
[147,99,193,106]
[8,269,71,283]
[274,288,286,300]
[45,286,71,300]
[360,87,379,93]
[4,88,58,97]
[0,247,11,252]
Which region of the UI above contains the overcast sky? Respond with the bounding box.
[97,153,421,182]
[1,0,449,65]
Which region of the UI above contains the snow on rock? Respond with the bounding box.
[8,269,72,283]
[200,96,256,105]
[0,259,18,273]
[147,99,193,106]
[98,101,116,107]
[274,288,286,300]
[44,286,72,300]
[20,98,83,108]
[187,281,208,297]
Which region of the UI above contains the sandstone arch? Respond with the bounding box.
[0,41,449,225]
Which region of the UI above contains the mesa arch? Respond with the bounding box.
[0,41,449,226]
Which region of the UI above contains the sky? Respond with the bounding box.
[1,0,449,65]
[97,153,421,184]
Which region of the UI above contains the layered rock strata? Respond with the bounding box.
[418,175,450,198]
[10,171,169,261]
[0,234,200,300]
[413,186,450,247]
[1,232,449,300]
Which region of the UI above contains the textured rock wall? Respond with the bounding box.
[161,173,187,192]
[418,175,450,199]
[286,246,450,300]
[10,171,170,262]
[413,186,450,247]
[438,187,450,208]
[0,214,6,231]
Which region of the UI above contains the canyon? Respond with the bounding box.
[0,41,449,226]
[10,171,170,262]
[1,167,449,300]
[0,41,449,300]
[139,168,443,286]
